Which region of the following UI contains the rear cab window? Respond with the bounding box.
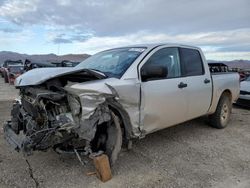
[179,48,204,76]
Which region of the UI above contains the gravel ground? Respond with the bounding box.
[0,77,18,101]
[0,77,249,188]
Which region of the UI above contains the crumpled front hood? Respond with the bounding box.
[15,67,99,87]
[15,67,75,86]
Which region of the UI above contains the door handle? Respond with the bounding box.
[204,78,210,84]
[178,82,188,89]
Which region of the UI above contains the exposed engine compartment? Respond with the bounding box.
[4,70,122,163]
[8,86,75,153]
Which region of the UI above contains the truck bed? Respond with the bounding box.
[208,73,240,114]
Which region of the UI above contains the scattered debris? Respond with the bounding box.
[86,172,97,176]
[93,154,112,182]
[74,149,87,166]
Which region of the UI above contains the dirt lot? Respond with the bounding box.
[0,77,249,188]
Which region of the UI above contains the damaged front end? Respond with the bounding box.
[4,70,125,164]
[4,87,78,154]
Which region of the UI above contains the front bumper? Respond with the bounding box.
[3,121,32,154]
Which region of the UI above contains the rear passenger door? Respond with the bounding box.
[179,48,212,119]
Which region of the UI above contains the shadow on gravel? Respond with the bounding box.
[233,103,250,110]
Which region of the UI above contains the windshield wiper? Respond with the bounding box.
[86,68,108,78]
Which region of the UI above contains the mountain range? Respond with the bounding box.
[207,60,250,70]
[0,51,90,65]
[0,51,250,70]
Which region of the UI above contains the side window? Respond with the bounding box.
[142,47,181,79]
[179,48,204,76]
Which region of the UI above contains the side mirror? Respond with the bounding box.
[141,65,168,82]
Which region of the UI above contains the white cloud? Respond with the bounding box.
[0,0,249,35]
[56,0,71,6]
[0,0,249,60]
[0,28,34,45]
[74,29,250,54]
[0,0,38,19]
[205,52,250,60]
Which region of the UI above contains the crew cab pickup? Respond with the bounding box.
[4,44,240,164]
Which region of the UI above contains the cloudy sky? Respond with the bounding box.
[0,0,249,60]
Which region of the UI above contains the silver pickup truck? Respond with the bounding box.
[4,44,240,164]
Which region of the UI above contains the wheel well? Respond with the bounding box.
[91,99,133,151]
[107,103,133,144]
[221,90,232,102]
[91,104,129,151]
[108,106,127,141]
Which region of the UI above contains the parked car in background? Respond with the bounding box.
[239,72,247,81]
[7,65,24,85]
[208,62,230,73]
[61,60,80,67]
[236,76,250,107]
[51,60,81,67]
[1,60,23,83]
[24,59,56,72]
[0,63,4,77]
[4,44,240,166]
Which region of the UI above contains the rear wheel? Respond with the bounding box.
[209,94,232,129]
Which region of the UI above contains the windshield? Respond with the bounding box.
[246,76,250,81]
[76,47,146,78]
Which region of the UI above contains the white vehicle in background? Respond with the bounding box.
[236,76,250,107]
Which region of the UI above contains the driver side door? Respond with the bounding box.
[139,47,188,134]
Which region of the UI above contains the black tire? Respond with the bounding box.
[209,94,232,129]
[91,112,122,165]
[105,112,122,165]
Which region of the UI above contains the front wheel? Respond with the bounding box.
[91,112,122,165]
[105,112,123,165]
[209,94,232,129]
